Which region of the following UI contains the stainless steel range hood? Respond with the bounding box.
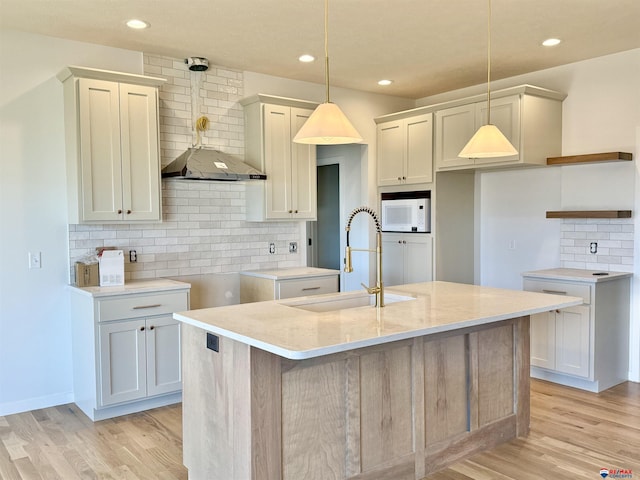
[161,147,266,181]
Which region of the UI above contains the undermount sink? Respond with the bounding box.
[283,292,416,313]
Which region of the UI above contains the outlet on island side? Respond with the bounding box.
[590,242,598,254]
[269,242,276,254]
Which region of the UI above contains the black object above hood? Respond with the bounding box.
[161,147,266,181]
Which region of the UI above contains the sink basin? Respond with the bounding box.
[283,292,415,313]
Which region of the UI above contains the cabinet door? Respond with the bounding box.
[377,120,404,186]
[78,78,123,222]
[263,104,292,219]
[555,305,591,378]
[382,233,405,287]
[530,311,556,369]
[99,319,147,406]
[434,104,476,170]
[404,234,433,283]
[119,83,161,222]
[474,95,521,166]
[146,315,182,397]
[290,107,317,220]
[405,113,433,185]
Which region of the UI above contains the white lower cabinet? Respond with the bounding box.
[523,271,630,392]
[530,305,590,378]
[70,281,190,420]
[382,233,433,287]
[99,315,182,407]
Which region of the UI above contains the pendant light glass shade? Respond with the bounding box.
[293,0,362,145]
[459,124,517,158]
[293,102,362,145]
[458,0,518,159]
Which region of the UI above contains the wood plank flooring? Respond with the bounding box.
[1,379,638,479]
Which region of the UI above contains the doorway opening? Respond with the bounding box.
[306,144,367,292]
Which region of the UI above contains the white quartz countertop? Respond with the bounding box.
[522,268,632,283]
[68,278,191,298]
[239,267,340,280]
[174,281,582,360]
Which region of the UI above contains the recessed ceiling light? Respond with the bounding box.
[299,54,315,63]
[542,38,561,47]
[126,19,150,29]
[378,79,393,86]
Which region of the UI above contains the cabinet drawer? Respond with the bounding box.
[98,291,188,322]
[523,279,590,305]
[277,276,339,300]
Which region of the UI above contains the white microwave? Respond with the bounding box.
[381,191,430,233]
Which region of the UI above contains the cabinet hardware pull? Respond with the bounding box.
[398,240,402,244]
[402,176,406,180]
[294,210,298,213]
[140,326,145,331]
[132,304,162,309]
[149,325,155,330]
[126,209,132,214]
[542,289,567,295]
[301,286,321,291]
[403,240,406,244]
[397,177,402,181]
[289,210,293,213]
[117,209,122,214]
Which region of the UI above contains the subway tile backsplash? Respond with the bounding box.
[69,181,303,281]
[560,218,634,272]
[68,54,304,283]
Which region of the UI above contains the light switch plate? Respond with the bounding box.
[28,251,41,269]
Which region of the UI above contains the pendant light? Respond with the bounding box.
[459,0,517,158]
[293,0,363,145]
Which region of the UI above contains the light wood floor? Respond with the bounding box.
[1,379,639,479]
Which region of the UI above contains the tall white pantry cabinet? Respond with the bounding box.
[69,280,190,421]
[57,66,165,223]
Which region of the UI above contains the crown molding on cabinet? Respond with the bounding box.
[57,66,167,87]
[546,210,632,219]
[547,152,633,166]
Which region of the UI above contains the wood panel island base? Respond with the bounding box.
[175,282,582,480]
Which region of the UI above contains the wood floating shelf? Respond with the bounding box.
[546,210,632,219]
[547,152,633,166]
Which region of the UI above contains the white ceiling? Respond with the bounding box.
[1,0,639,99]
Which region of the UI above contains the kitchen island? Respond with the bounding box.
[174,281,581,480]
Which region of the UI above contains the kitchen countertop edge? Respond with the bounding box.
[174,282,582,360]
[68,278,191,298]
[522,268,632,283]
[239,267,341,280]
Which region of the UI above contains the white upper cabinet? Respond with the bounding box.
[241,94,318,221]
[376,112,433,186]
[58,66,165,224]
[433,85,565,172]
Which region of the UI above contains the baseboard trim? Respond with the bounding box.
[0,392,74,416]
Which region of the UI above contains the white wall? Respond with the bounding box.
[0,30,143,415]
[420,49,640,381]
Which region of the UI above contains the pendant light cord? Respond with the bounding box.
[486,0,492,125]
[324,0,330,103]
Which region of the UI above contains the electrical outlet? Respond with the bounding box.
[590,242,598,254]
[129,250,137,263]
[289,242,298,253]
[269,242,276,254]
[28,252,41,269]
